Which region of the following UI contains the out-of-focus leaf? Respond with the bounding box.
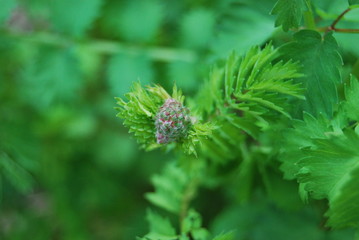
[0,152,33,193]
[22,47,82,109]
[103,0,163,42]
[211,4,275,59]
[167,60,198,92]
[145,163,190,214]
[349,0,359,5]
[107,54,154,96]
[49,0,103,37]
[211,197,355,240]
[180,9,215,49]
[0,0,16,25]
[144,209,177,239]
[212,231,235,240]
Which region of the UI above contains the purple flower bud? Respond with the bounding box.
[155,98,192,144]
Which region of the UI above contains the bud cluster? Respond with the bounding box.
[155,98,192,144]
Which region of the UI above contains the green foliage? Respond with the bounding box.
[107,54,153,96]
[117,0,163,42]
[2,0,359,239]
[180,9,215,49]
[221,44,304,116]
[271,0,305,31]
[0,0,16,24]
[49,0,103,37]
[22,46,82,109]
[195,43,303,144]
[349,0,359,6]
[139,209,177,240]
[0,152,33,193]
[280,30,342,117]
[145,162,192,214]
[342,76,359,121]
[211,1,275,58]
[116,83,215,155]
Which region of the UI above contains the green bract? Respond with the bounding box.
[115,83,214,155]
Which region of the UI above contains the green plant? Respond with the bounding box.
[116,0,359,239]
[1,0,359,239]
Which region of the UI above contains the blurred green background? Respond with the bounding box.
[1,0,359,239]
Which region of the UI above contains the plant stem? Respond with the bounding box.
[329,8,351,30]
[319,7,359,34]
[179,179,198,232]
[1,30,198,63]
[304,0,316,29]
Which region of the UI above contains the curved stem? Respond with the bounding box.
[329,8,351,31]
[318,7,359,34]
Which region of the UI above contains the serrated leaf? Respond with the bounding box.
[297,136,358,200]
[145,163,189,214]
[0,0,16,25]
[325,165,359,229]
[107,54,153,96]
[182,210,209,240]
[144,209,177,239]
[279,113,333,180]
[49,0,103,37]
[280,30,342,117]
[271,0,305,31]
[294,130,359,229]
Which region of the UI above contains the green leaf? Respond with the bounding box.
[271,0,305,31]
[180,9,215,49]
[342,76,359,121]
[326,165,359,229]
[295,131,359,229]
[349,0,359,5]
[0,152,33,193]
[181,210,209,240]
[49,0,103,37]
[279,113,333,180]
[22,47,82,109]
[145,163,190,214]
[297,135,358,200]
[107,54,153,96]
[280,30,342,117]
[115,83,169,150]
[167,60,198,92]
[225,44,304,118]
[212,231,235,240]
[117,0,163,42]
[0,0,16,25]
[143,209,177,239]
[211,3,275,58]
